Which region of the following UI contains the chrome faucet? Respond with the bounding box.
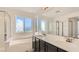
[66,37,73,43]
[42,32,47,36]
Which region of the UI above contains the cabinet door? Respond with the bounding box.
[58,48,67,52]
[40,40,45,52]
[32,36,36,51]
[35,39,40,52]
[46,43,57,52]
[32,37,39,52]
[37,39,41,52]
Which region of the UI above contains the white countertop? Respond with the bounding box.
[34,34,79,52]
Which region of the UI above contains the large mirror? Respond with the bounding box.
[48,20,64,36]
[68,17,79,38]
[56,21,59,35]
[56,21,64,36]
[48,17,79,38]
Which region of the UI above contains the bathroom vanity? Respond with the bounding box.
[32,35,67,52]
[33,39,67,52]
[32,34,79,52]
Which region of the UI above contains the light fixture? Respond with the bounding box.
[42,7,48,11]
[56,10,61,13]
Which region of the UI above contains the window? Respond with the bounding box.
[25,18,32,32]
[16,16,24,32]
[38,19,47,32]
[16,16,32,33]
[40,20,46,32]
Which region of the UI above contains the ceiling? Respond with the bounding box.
[43,7,79,18]
[1,7,79,18]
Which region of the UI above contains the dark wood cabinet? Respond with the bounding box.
[57,48,67,52]
[32,36,67,52]
[45,42,67,52]
[39,40,45,52]
[46,42,57,52]
[32,36,40,52]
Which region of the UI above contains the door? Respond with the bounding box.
[0,12,5,52]
[0,12,11,52]
[0,12,10,42]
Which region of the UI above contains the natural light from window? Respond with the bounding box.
[41,20,46,32]
[16,16,32,33]
[16,17,24,32]
[25,18,32,32]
